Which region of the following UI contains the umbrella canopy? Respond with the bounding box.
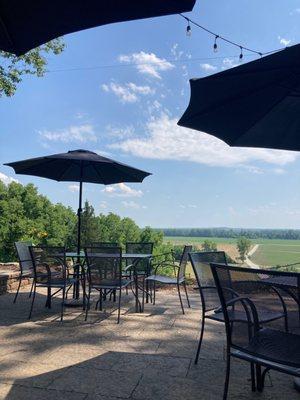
[178,44,300,152]
[0,0,196,56]
[5,149,151,252]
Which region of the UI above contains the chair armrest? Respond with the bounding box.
[224,296,260,331]
[154,262,179,275]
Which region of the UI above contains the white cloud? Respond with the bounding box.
[222,58,238,69]
[278,36,291,46]
[101,82,154,103]
[99,201,108,209]
[102,183,143,198]
[180,204,197,209]
[68,184,79,192]
[171,43,184,60]
[122,200,146,209]
[119,51,174,79]
[200,63,217,72]
[110,114,297,168]
[0,172,18,185]
[39,124,97,143]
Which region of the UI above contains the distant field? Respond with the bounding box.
[164,236,300,267]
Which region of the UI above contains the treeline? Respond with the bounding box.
[0,181,164,262]
[160,228,300,240]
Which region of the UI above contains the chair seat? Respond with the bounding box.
[91,279,133,289]
[36,278,76,288]
[146,275,184,284]
[234,328,300,369]
[208,309,285,324]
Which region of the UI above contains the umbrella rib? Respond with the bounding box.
[91,163,108,185]
[56,160,77,181]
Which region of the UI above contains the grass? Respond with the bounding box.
[164,236,300,267]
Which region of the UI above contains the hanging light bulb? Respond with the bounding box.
[186,19,192,37]
[239,47,243,61]
[213,35,219,52]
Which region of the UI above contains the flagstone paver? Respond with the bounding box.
[0,287,297,400]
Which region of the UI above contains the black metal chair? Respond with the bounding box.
[146,245,192,314]
[210,263,300,399]
[29,246,76,321]
[189,251,228,363]
[14,241,34,303]
[124,242,154,303]
[84,246,134,323]
[125,242,154,276]
[189,252,290,366]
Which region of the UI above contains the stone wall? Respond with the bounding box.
[0,263,30,295]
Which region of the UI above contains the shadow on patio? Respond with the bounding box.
[0,288,298,399]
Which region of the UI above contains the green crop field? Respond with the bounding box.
[164,236,238,245]
[164,236,300,267]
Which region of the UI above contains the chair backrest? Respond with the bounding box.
[178,245,193,280]
[91,242,118,247]
[84,246,122,286]
[125,242,154,272]
[189,251,227,311]
[210,263,300,349]
[15,241,33,274]
[29,246,66,283]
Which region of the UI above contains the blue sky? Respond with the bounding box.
[2,0,300,229]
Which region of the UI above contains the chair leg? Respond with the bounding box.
[194,314,205,364]
[60,287,66,322]
[29,279,34,298]
[153,280,156,305]
[256,364,263,392]
[223,352,231,400]
[142,278,145,312]
[177,284,185,315]
[28,283,36,319]
[85,288,91,321]
[13,277,22,303]
[250,363,256,392]
[260,367,270,390]
[117,288,122,324]
[183,281,190,308]
[99,289,103,311]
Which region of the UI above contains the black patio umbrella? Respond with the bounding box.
[4,149,151,253]
[0,0,196,56]
[178,44,300,152]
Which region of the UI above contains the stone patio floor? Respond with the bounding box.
[0,286,298,400]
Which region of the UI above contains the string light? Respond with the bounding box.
[239,46,243,61]
[186,18,192,37]
[180,14,283,58]
[213,35,219,53]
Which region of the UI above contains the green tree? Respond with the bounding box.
[201,239,217,252]
[0,181,76,261]
[79,201,100,246]
[1,38,64,97]
[140,226,163,247]
[237,237,252,262]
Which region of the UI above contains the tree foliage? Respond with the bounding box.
[0,39,64,97]
[0,181,165,262]
[236,237,252,262]
[0,181,76,261]
[201,239,217,252]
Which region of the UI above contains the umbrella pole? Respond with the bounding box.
[77,180,83,255]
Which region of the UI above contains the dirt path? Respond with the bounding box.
[245,244,259,268]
